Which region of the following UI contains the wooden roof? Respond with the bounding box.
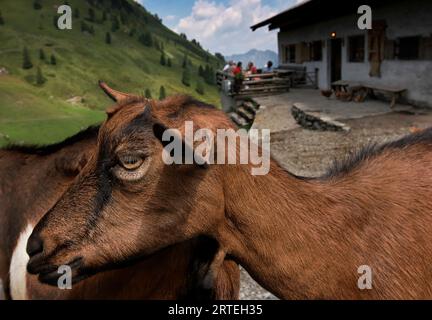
[251,0,396,32]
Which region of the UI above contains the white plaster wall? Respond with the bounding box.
[276,0,432,107]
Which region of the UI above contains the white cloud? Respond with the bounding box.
[164,15,176,21]
[174,0,292,56]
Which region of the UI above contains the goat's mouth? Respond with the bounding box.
[27,256,87,286]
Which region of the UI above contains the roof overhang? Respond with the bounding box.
[251,0,393,32]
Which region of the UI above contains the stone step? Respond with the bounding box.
[291,105,349,132]
[229,112,248,127]
[237,106,255,122]
[242,101,258,114]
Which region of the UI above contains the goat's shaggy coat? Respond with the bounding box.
[27,84,432,299]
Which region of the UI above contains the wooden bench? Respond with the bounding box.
[331,80,406,108]
[362,84,406,109]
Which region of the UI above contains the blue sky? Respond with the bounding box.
[135,0,302,56]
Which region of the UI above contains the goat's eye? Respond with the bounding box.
[119,155,144,170]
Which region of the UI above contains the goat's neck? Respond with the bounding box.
[218,160,345,299]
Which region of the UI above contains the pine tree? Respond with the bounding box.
[111,16,119,32]
[139,32,152,47]
[159,86,166,100]
[102,10,107,22]
[198,65,204,77]
[182,54,188,68]
[203,65,215,85]
[105,32,111,44]
[154,39,160,51]
[120,12,127,25]
[50,54,57,65]
[196,82,204,95]
[53,16,58,29]
[167,58,172,67]
[33,0,42,10]
[0,10,5,25]
[88,8,95,22]
[39,48,46,61]
[160,51,166,66]
[36,66,46,85]
[22,47,33,70]
[144,89,152,99]
[74,8,80,19]
[182,68,191,87]
[81,21,87,32]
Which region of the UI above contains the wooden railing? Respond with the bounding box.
[277,65,319,89]
[217,66,318,98]
[216,70,293,97]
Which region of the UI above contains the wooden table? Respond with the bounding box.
[331,80,406,108]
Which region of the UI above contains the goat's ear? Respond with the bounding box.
[152,122,209,169]
[55,149,91,176]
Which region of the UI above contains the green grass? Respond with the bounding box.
[0,0,223,147]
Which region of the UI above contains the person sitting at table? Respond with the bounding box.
[223,60,235,74]
[246,61,257,75]
[233,62,243,76]
[264,61,273,73]
[233,62,244,93]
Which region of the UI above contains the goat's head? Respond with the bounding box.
[26,82,233,285]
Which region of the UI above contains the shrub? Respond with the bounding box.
[182,68,191,87]
[196,82,204,95]
[22,47,33,69]
[159,86,166,100]
[160,51,166,66]
[50,54,57,65]
[144,89,152,99]
[36,66,46,85]
[39,48,46,61]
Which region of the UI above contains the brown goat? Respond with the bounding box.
[27,83,432,299]
[0,123,239,299]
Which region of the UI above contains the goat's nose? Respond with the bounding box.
[26,233,44,257]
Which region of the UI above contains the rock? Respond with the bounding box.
[67,96,84,105]
[0,133,10,141]
[0,67,9,76]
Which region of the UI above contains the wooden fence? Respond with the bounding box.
[216,70,292,98]
[217,66,318,98]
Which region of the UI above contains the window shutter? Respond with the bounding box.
[420,37,432,60]
[384,39,395,60]
[295,43,302,64]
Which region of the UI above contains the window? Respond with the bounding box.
[283,44,296,63]
[397,36,420,60]
[310,41,322,61]
[348,35,365,62]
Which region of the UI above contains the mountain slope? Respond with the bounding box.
[225,49,278,69]
[0,0,223,146]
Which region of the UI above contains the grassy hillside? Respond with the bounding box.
[0,0,224,146]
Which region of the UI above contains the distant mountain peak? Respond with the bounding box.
[225,49,278,68]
